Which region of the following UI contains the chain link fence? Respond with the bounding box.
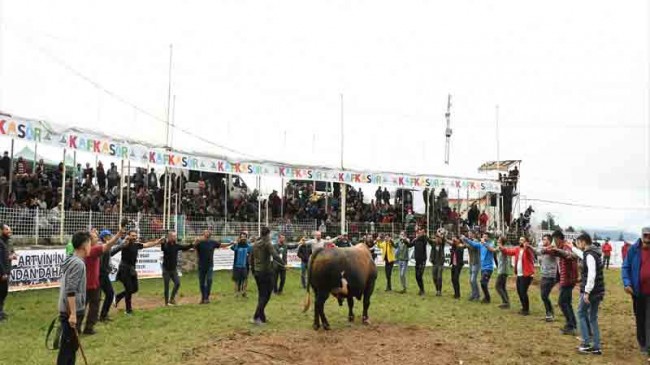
[2,206,464,246]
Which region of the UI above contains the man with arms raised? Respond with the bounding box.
[114,231,163,315]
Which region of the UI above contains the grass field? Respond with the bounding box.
[0,267,642,365]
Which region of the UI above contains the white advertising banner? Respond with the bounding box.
[7,241,635,291]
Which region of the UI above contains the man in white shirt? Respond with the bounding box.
[572,233,604,356]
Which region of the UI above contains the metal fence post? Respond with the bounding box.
[35,208,39,245]
[89,210,93,230]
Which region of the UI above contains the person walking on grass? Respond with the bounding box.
[250,227,284,325]
[622,227,650,360]
[78,227,124,335]
[160,231,194,306]
[536,234,558,322]
[231,232,252,297]
[499,236,536,316]
[273,234,297,294]
[0,223,15,322]
[602,239,612,270]
[56,231,91,365]
[463,232,496,304]
[465,230,482,302]
[376,234,397,292]
[450,236,465,299]
[572,233,604,355]
[194,230,232,304]
[297,237,311,289]
[494,236,512,309]
[545,230,580,336]
[114,231,163,315]
[430,230,447,296]
[395,231,411,293]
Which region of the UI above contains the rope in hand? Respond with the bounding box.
[72,328,89,365]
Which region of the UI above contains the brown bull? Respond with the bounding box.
[302,243,377,330]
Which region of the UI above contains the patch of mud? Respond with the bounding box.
[182,324,478,365]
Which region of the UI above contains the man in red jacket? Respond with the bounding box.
[498,236,536,316]
[602,239,612,270]
[79,227,124,335]
[622,241,631,261]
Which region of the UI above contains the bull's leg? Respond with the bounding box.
[347,296,355,322]
[312,291,321,331]
[362,280,376,325]
[316,291,331,331]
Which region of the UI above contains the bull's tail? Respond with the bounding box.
[302,247,322,313]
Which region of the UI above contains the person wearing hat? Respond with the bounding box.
[79,227,125,335]
[98,229,120,322]
[622,227,650,359]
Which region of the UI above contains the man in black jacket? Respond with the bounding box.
[0,223,14,321]
[430,231,446,296]
[297,238,312,289]
[449,236,466,299]
[160,231,194,305]
[412,228,433,296]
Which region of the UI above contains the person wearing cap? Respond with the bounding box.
[622,226,650,358]
[79,227,124,335]
[98,229,120,322]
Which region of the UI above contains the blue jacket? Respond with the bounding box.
[622,239,643,296]
[463,238,494,272]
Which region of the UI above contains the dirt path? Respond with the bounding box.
[181,324,487,365]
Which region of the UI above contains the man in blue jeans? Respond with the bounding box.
[462,232,495,303]
[395,231,411,293]
[622,227,650,360]
[194,230,231,304]
[572,233,604,355]
[465,231,482,301]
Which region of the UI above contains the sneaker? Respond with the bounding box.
[590,349,602,355]
[577,344,593,354]
[169,299,176,306]
[498,303,510,309]
[561,328,577,336]
[99,316,112,323]
[480,299,491,304]
[545,315,555,323]
[398,289,407,294]
[436,291,442,297]
[418,291,425,296]
[518,310,530,316]
[125,311,133,317]
[82,329,96,336]
[249,318,263,326]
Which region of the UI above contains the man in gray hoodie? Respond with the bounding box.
[536,234,558,322]
[57,231,91,365]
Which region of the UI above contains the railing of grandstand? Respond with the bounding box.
[2,206,465,245]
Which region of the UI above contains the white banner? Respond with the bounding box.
[8,241,632,291]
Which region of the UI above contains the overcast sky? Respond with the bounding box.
[0,0,648,233]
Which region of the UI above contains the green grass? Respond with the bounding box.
[0,267,641,364]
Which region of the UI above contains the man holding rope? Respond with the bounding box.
[57,231,91,365]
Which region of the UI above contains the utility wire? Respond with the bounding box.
[525,198,648,212]
[10,28,259,159]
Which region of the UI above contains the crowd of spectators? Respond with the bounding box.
[0,154,502,238]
